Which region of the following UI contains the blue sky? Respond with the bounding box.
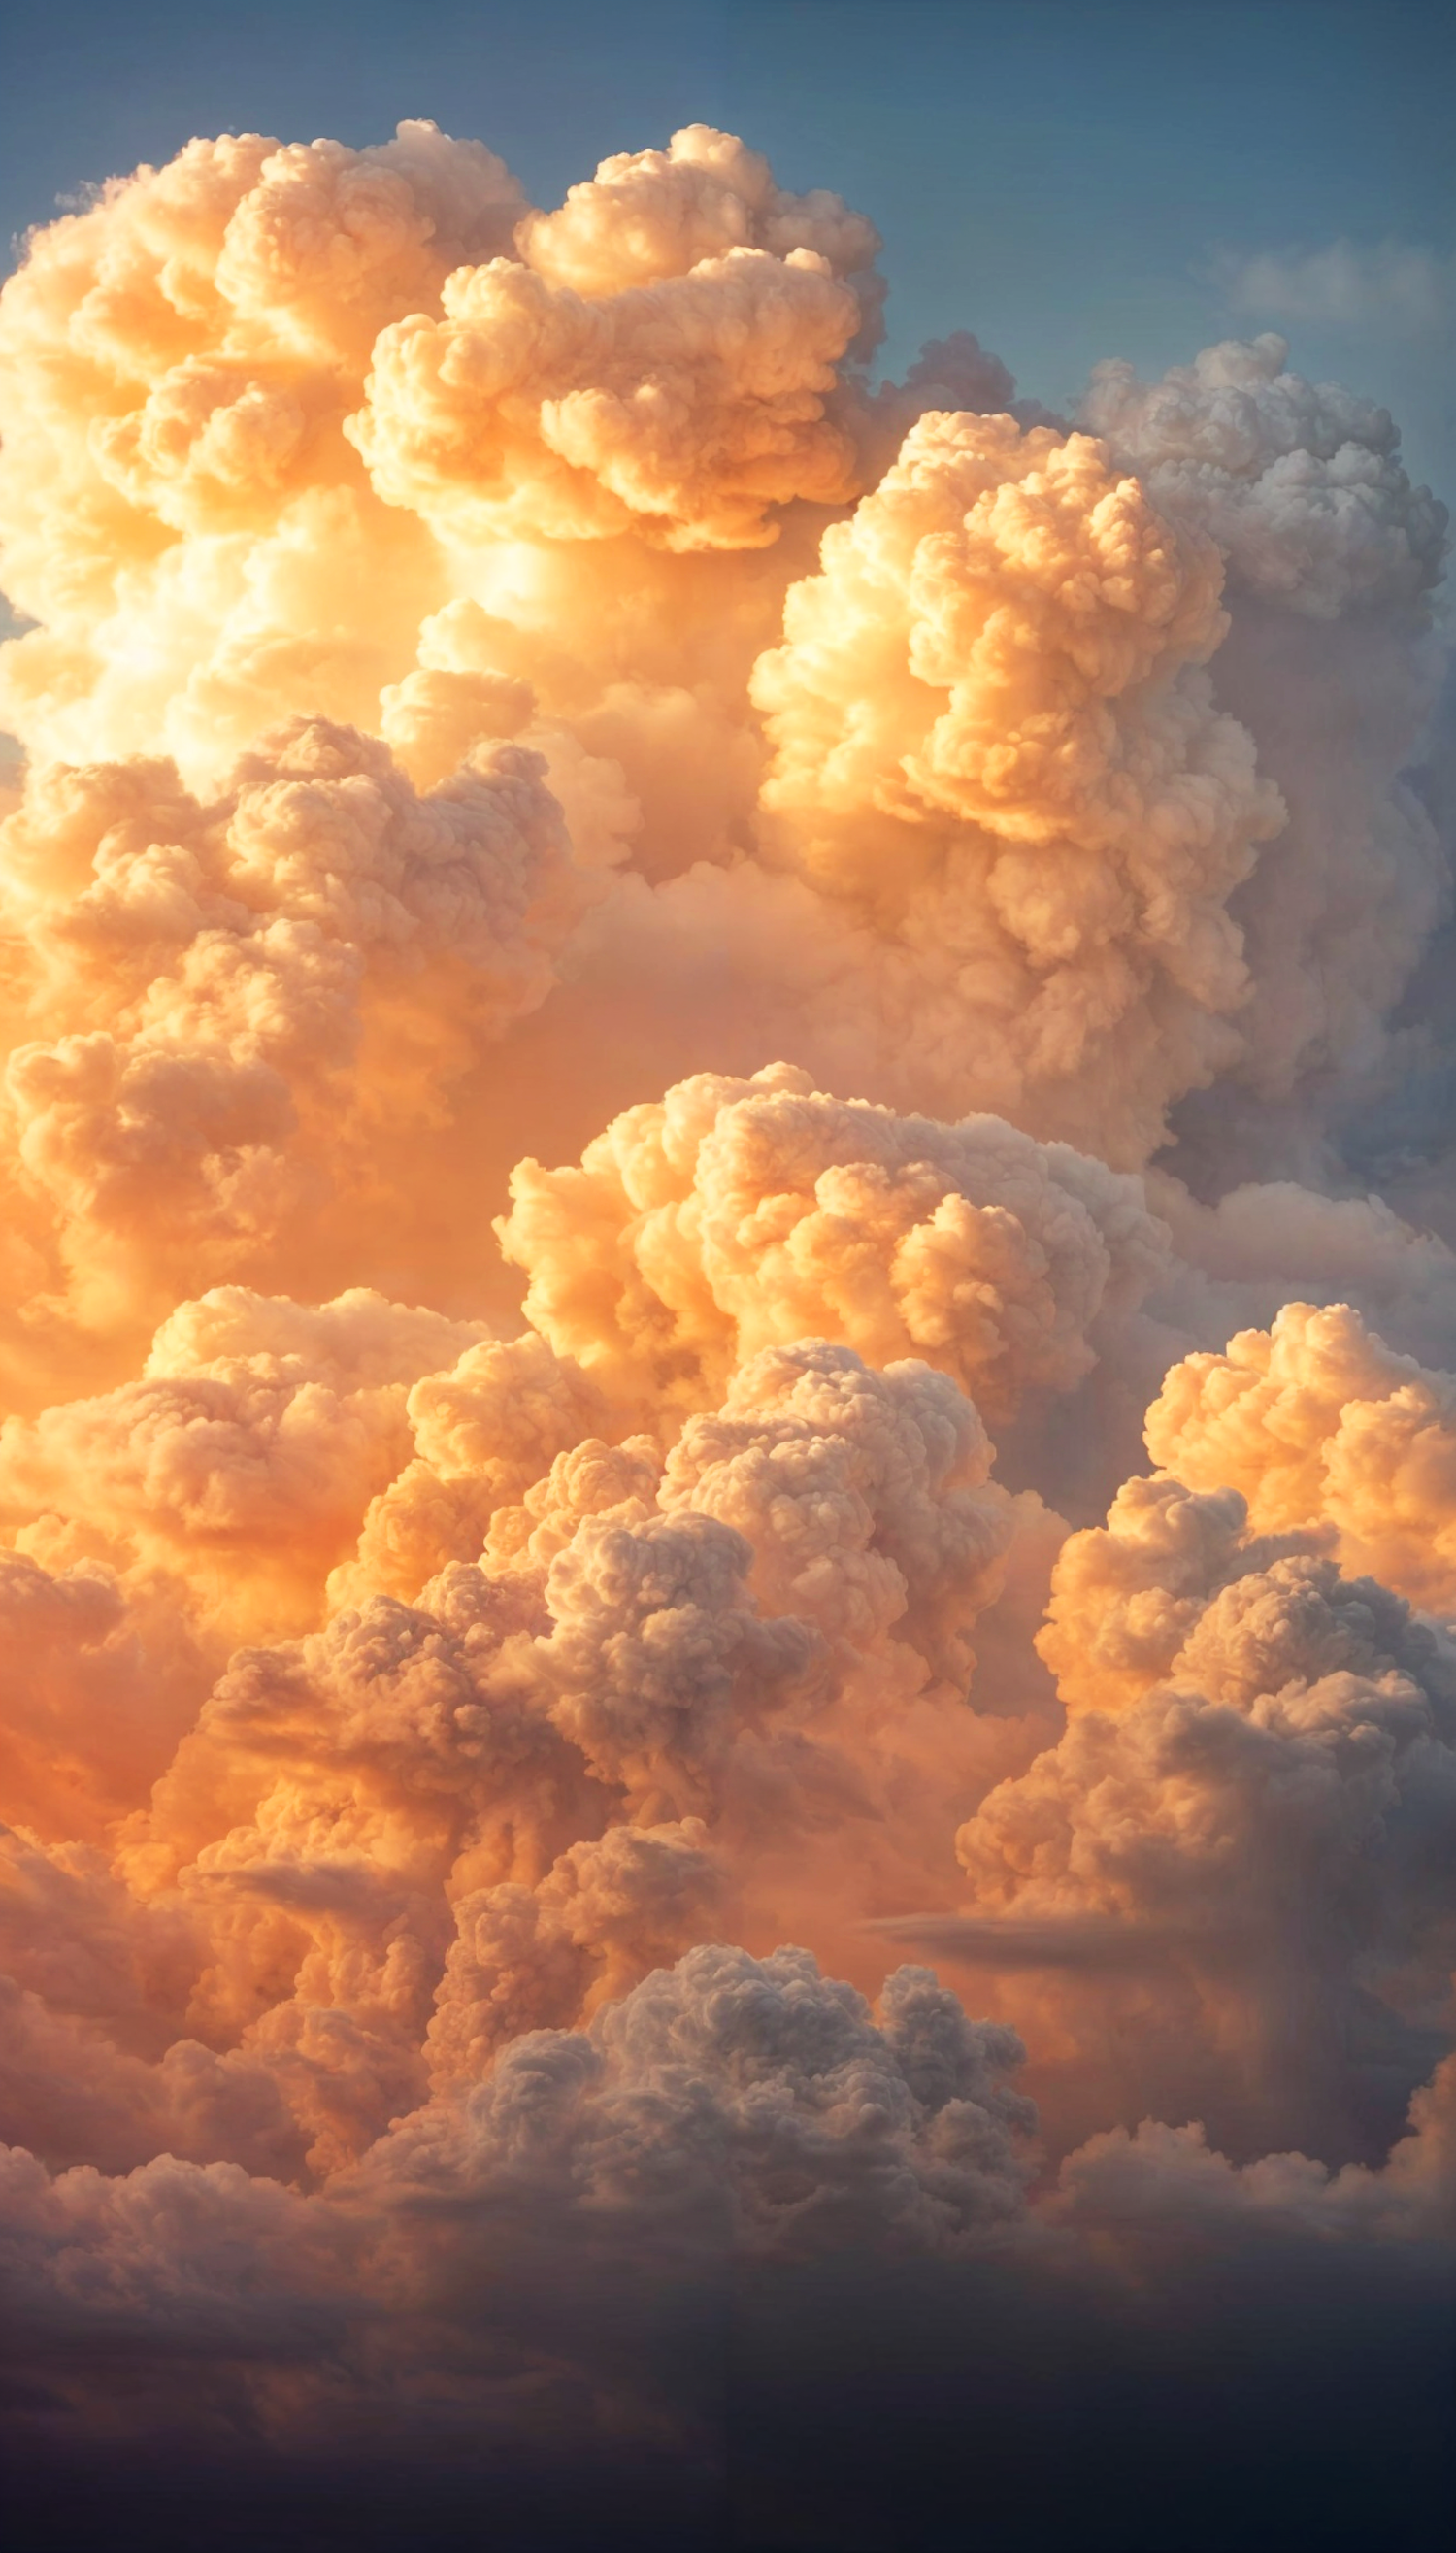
[1,0,1452,493]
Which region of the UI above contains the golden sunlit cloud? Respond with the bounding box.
[0,113,1450,2495]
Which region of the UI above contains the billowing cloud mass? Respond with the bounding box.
[1084,333,1450,1164]
[751,410,1285,1160]
[0,111,1451,2536]
[498,1062,1170,1426]
[959,1463,1456,2149]
[1144,1298,1456,1610]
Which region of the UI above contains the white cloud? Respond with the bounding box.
[1215,240,1456,336]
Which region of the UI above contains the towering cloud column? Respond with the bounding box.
[0,109,1450,2506]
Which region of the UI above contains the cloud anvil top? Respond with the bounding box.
[0,106,1450,2549]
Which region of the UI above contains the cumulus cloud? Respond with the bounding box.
[0,100,1452,2527]
[0,119,890,795]
[0,716,590,1340]
[375,1943,1034,2254]
[498,1062,1170,1427]
[0,1305,1052,2223]
[1084,335,1449,1160]
[1084,333,1447,618]
[349,233,866,554]
[331,1328,612,1608]
[661,1339,1014,1683]
[0,2140,351,2343]
[1143,1300,1456,1614]
[1053,2046,1456,2245]
[750,408,1285,1161]
[957,1453,1456,2155]
[0,1285,488,1639]
[0,124,527,777]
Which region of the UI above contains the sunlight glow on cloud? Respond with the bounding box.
[0,111,1450,2526]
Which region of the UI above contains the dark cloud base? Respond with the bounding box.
[5,2243,1453,2552]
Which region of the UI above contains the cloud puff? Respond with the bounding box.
[959,1454,1456,2154]
[514,125,881,316]
[349,230,867,552]
[0,717,587,1325]
[333,1329,612,1608]
[408,127,882,550]
[0,1285,487,1639]
[1082,336,1449,1145]
[750,410,1284,1160]
[0,2139,351,2345]
[498,1063,1170,1427]
[0,123,528,776]
[1144,1301,1456,1615]
[528,1507,823,1820]
[1055,2047,1456,2244]
[970,1542,1456,1939]
[425,1817,721,2082]
[661,1339,1013,1683]
[378,1943,1034,2255]
[1084,333,1447,619]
